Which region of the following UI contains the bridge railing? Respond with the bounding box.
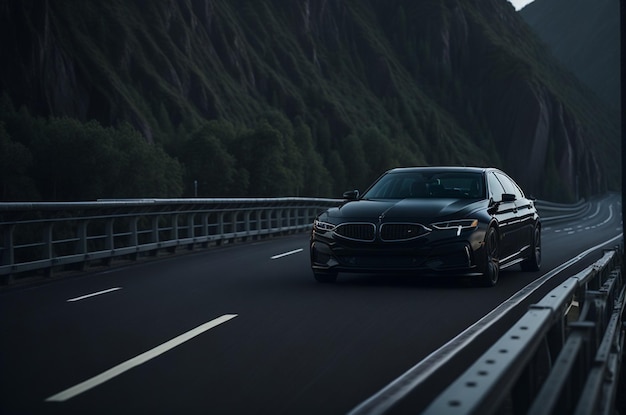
[423,246,624,415]
[0,198,340,284]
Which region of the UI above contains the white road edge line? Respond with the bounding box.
[271,248,303,260]
[45,314,238,402]
[67,287,122,302]
[349,231,623,415]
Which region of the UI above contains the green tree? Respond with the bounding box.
[29,118,183,200]
[180,124,237,197]
[361,127,396,177]
[110,123,184,198]
[326,150,348,196]
[256,111,305,195]
[0,122,38,200]
[32,117,112,200]
[234,121,295,196]
[338,132,370,190]
[293,118,332,196]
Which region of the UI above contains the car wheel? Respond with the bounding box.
[313,270,338,283]
[521,225,541,272]
[477,226,500,287]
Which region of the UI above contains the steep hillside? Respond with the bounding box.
[520,0,620,111]
[0,0,620,201]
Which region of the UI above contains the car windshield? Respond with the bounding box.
[362,171,485,200]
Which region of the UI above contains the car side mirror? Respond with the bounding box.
[502,193,516,202]
[343,190,359,200]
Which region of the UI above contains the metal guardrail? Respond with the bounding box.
[0,198,340,284]
[423,246,624,415]
[535,199,590,224]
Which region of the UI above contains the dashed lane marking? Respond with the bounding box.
[271,248,304,260]
[67,287,122,302]
[45,314,238,402]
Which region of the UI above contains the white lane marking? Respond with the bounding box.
[45,314,238,402]
[550,203,616,234]
[271,248,303,260]
[67,287,122,302]
[349,233,623,415]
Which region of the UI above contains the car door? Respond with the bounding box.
[493,172,532,258]
[487,172,518,259]
[496,172,535,250]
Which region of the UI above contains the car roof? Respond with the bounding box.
[386,166,490,174]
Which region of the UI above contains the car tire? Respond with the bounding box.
[477,226,500,287]
[521,225,541,272]
[313,271,338,283]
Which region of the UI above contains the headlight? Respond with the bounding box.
[314,219,336,232]
[431,219,479,236]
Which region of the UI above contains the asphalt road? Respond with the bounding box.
[0,194,622,415]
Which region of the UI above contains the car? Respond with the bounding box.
[310,166,541,286]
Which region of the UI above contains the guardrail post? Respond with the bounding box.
[104,219,114,266]
[216,212,225,246]
[201,213,209,248]
[510,336,553,414]
[169,214,179,253]
[231,212,238,242]
[301,207,306,227]
[306,208,314,227]
[258,210,265,235]
[574,282,625,415]
[43,223,54,278]
[186,213,195,250]
[282,208,288,232]
[244,211,251,240]
[1,224,15,284]
[266,209,276,234]
[129,217,139,260]
[285,208,292,233]
[76,220,88,271]
[150,216,160,256]
[542,324,596,415]
[277,209,283,232]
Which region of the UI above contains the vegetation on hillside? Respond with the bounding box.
[0,0,619,202]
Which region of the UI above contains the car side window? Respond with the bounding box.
[488,173,505,202]
[495,172,523,199]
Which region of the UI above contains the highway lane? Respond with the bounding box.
[0,193,622,414]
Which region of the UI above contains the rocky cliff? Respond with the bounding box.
[521,0,620,111]
[0,0,619,201]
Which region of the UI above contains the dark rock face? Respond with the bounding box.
[394,0,617,200]
[520,0,620,111]
[486,79,601,200]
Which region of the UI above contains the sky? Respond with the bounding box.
[508,0,535,11]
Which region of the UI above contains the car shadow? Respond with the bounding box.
[332,273,488,289]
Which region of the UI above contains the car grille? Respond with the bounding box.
[380,223,430,242]
[333,222,431,242]
[334,223,376,241]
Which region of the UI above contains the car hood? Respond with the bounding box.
[326,198,485,222]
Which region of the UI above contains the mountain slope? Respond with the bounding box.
[520,0,620,111]
[0,0,620,201]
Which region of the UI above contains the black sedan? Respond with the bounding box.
[310,166,541,286]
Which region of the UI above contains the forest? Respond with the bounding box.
[1,93,339,200]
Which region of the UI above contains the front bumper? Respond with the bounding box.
[310,236,484,276]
